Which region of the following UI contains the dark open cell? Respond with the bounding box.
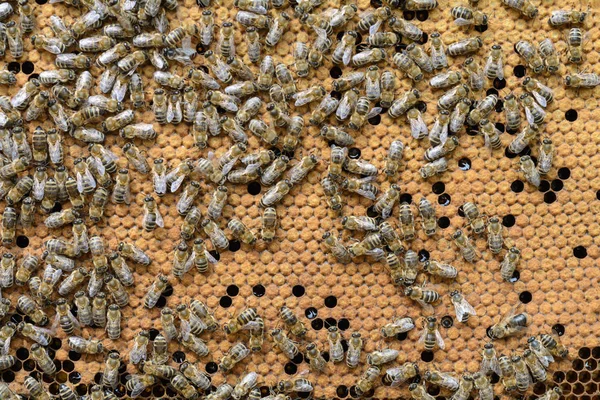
[502,214,515,227]
[474,24,488,32]
[22,61,34,74]
[544,191,557,204]
[400,193,412,204]
[348,148,361,159]
[519,145,532,157]
[566,371,578,383]
[52,202,62,213]
[552,323,565,336]
[427,385,441,396]
[330,66,343,79]
[338,318,350,331]
[519,291,532,303]
[558,167,571,180]
[432,182,445,194]
[396,331,408,341]
[228,240,241,252]
[457,205,465,217]
[396,43,408,52]
[330,90,342,100]
[204,251,219,264]
[416,10,429,21]
[28,73,40,81]
[247,182,261,195]
[7,62,20,74]
[284,362,297,375]
[418,32,429,45]
[120,373,130,385]
[533,383,546,395]
[486,326,493,339]
[441,316,453,328]
[10,360,21,372]
[509,270,520,283]
[585,358,597,370]
[305,307,318,319]
[10,314,22,324]
[69,371,81,384]
[68,351,81,361]
[486,88,499,97]
[505,147,518,158]
[403,10,416,20]
[41,373,53,383]
[153,385,165,397]
[437,217,450,229]
[493,78,507,90]
[270,147,281,157]
[172,351,186,363]
[336,31,345,41]
[580,371,591,382]
[337,385,349,398]
[553,371,565,382]
[366,205,379,218]
[368,114,381,126]
[538,180,550,192]
[495,122,505,133]
[94,372,104,384]
[292,285,305,297]
[23,360,35,371]
[438,194,451,206]
[565,109,578,121]
[495,99,504,113]
[579,347,592,359]
[458,158,471,171]
[206,362,218,374]
[56,371,68,383]
[356,43,370,53]
[298,391,312,399]
[349,385,359,398]
[573,382,585,394]
[513,65,526,77]
[162,285,173,297]
[219,296,232,308]
[324,318,337,329]
[49,383,59,395]
[155,296,167,308]
[490,373,500,384]
[311,318,324,330]
[226,284,239,297]
[355,32,363,45]
[573,246,587,259]
[416,101,427,113]
[418,249,430,262]
[292,353,304,365]
[253,284,265,297]
[466,125,479,136]
[325,295,337,308]
[63,361,75,372]
[16,348,29,360]
[421,351,434,362]
[166,386,178,397]
[593,347,600,359]
[75,384,88,396]
[511,180,524,193]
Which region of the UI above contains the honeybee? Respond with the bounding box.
[450,291,477,323]
[515,40,544,74]
[452,229,477,262]
[279,305,307,337]
[523,348,546,382]
[129,330,150,364]
[353,365,379,396]
[486,217,504,254]
[259,179,292,207]
[331,31,356,66]
[539,333,568,358]
[381,140,404,178]
[423,369,459,392]
[535,137,554,176]
[389,88,421,118]
[179,362,211,391]
[191,238,218,274]
[519,155,540,187]
[30,343,57,376]
[270,328,299,360]
[502,0,538,18]
[451,6,488,26]
[220,342,250,372]
[58,268,88,297]
[0,157,29,180]
[190,300,219,332]
[567,27,586,64]
[479,343,502,376]
[489,309,531,340]
[367,349,399,367]
[565,72,600,88]
[462,202,485,234]
[357,6,391,34]
[265,12,290,47]
[380,317,415,338]
[537,38,560,73]
[5,21,23,58]
[172,241,191,279]
[406,286,440,313]
[331,72,364,94]
[538,387,563,400]
[322,232,351,263]
[228,55,257,82]
[126,374,158,398]
[498,246,521,282]
[105,274,129,307]
[91,292,107,328]
[201,219,229,249]
[447,36,482,56]
[417,316,444,352]
[160,308,178,342]
[53,298,80,335]
[525,336,554,369]
[302,343,326,372]
[100,352,121,389]
[224,307,257,336]
[392,52,423,82]
[352,47,386,67]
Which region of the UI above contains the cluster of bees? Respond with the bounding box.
[0,0,589,397]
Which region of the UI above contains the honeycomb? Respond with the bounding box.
[1,0,600,398]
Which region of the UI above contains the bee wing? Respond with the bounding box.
[221,160,236,176]
[68,309,81,330]
[367,107,383,119]
[343,45,354,66]
[129,342,147,364]
[481,356,502,376]
[76,171,85,193]
[530,91,547,108]
[153,172,167,194]
[169,175,185,193]
[483,132,491,149]
[33,177,46,201]
[364,248,384,260]
[435,328,445,350]
[90,156,105,176]
[531,346,554,368]
[369,19,383,35]
[453,297,477,322]
[241,320,262,330]
[0,335,11,355]
[204,249,218,264]
[154,209,164,228]
[355,188,376,200]
[166,100,175,123]
[524,106,535,126]
[381,203,393,220]
[124,185,131,205]
[454,17,473,26]
[496,58,504,80]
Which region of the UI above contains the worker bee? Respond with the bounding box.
[565,72,600,88]
[501,94,521,133]
[105,274,129,307]
[406,43,433,74]
[371,184,399,220]
[499,246,521,282]
[11,78,40,111]
[489,309,531,340]
[452,6,488,27]
[379,317,414,340]
[480,343,502,376]
[405,286,440,312]
[30,343,56,375]
[175,180,199,216]
[447,36,482,56]
[189,300,218,332]
[392,52,423,82]
[88,187,109,223]
[88,261,107,298]
[305,342,327,371]
[190,239,217,274]
[142,195,164,232]
[519,155,540,187]
[322,232,351,263]
[423,369,459,392]
[223,307,257,336]
[383,140,405,178]
[416,197,437,235]
[278,306,306,338]
[102,352,120,389]
[523,348,547,382]
[397,202,416,241]
[31,33,66,54]
[129,330,150,364]
[121,144,149,175]
[5,21,23,58]
[429,71,462,90]
[389,88,421,118]
[265,12,290,47]
[0,321,16,356]
[549,9,587,26]
[353,365,380,396]
[537,137,554,175]
[220,342,250,372]
[259,179,292,207]
[270,328,299,360]
[53,298,80,335]
[357,6,391,34]
[462,57,484,90]
[481,44,505,80]
[533,40,559,74]
[91,292,107,328]
[201,219,229,249]
[519,92,545,125]
[537,387,563,400]
[508,355,531,393]
[178,362,211,391]
[342,216,378,232]
[352,47,386,67]
[58,268,88,297]
[125,374,158,398]
[366,31,398,48]
[453,229,477,262]
[331,31,356,66]
[25,91,48,122]
[462,202,485,234]
[274,63,296,100]
[368,348,400,367]
[109,252,134,287]
[471,372,494,400]
[450,291,477,323]
[515,40,544,74]
[539,333,568,358]
[165,91,182,124]
[418,316,444,351]
[159,308,178,342]
[381,363,418,387]
[247,316,265,352]
[502,0,538,18]
[567,27,585,64]
[486,217,504,254]
[24,376,52,399]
